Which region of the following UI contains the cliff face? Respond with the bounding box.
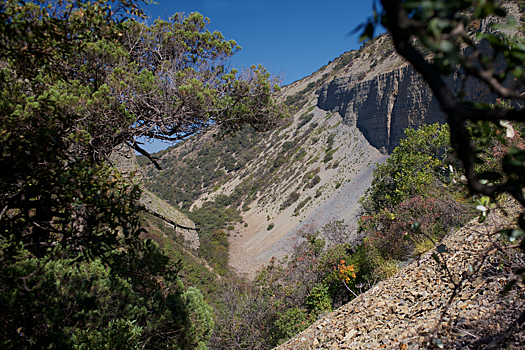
[139,190,200,250]
[110,144,200,249]
[317,64,490,154]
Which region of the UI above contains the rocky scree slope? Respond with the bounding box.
[276,204,525,350]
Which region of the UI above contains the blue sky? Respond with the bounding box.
[138,0,381,153]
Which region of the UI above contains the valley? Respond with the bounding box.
[131,2,525,348]
[137,31,448,276]
[6,0,525,349]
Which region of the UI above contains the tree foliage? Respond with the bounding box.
[357,123,474,285]
[360,0,525,223]
[0,0,284,348]
[359,123,455,214]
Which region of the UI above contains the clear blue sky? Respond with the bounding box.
[138,0,381,153]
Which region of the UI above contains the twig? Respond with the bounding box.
[341,280,359,299]
[0,204,7,221]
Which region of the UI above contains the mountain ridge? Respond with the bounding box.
[138,2,520,277]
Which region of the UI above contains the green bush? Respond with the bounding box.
[297,113,314,130]
[306,175,321,189]
[294,196,312,215]
[281,191,301,210]
[271,308,310,344]
[306,284,332,315]
[359,123,454,214]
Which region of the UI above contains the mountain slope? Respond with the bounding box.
[135,31,418,276]
[138,1,521,276]
[275,204,525,349]
[137,33,403,276]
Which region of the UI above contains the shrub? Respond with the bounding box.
[281,191,300,210]
[323,153,334,164]
[294,196,312,215]
[360,196,471,261]
[273,154,288,170]
[306,284,332,315]
[271,308,310,344]
[306,175,321,189]
[267,223,275,231]
[281,141,295,153]
[321,219,355,246]
[359,123,453,214]
[297,113,314,130]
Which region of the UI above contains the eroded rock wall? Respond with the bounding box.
[317,65,490,154]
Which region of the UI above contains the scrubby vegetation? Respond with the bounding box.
[140,126,264,210]
[187,123,481,349]
[0,0,285,348]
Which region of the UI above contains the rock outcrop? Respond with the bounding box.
[110,144,200,249]
[140,190,200,250]
[317,65,492,154]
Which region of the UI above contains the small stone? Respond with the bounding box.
[343,329,358,342]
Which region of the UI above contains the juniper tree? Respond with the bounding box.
[0,0,285,348]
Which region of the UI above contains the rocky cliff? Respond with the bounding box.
[317,66,445,154]
[110,144,200,249]
[317,63,493,154]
